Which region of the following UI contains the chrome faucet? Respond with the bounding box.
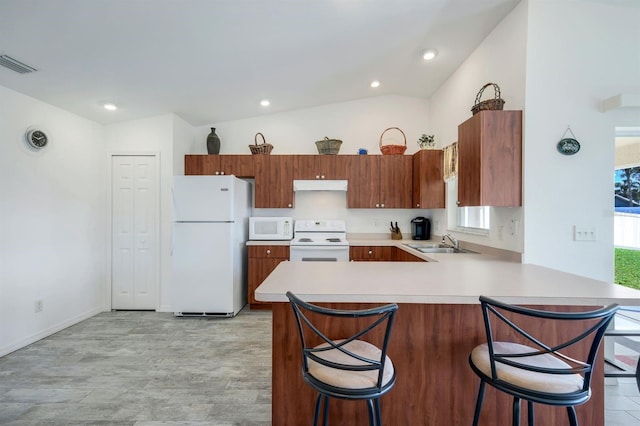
[442,234,459,249]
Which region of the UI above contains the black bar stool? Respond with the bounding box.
[469,295,618,426]
[286,291,398,426]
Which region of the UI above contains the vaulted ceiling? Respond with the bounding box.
[2,0,523,125]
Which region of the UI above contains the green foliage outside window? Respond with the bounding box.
[615,248,640,290]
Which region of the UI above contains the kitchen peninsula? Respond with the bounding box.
[256,254,640,425]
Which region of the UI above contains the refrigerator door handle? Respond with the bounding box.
[170,188,175,256]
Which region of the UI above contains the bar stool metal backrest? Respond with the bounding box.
[286,291,398,426]
[469,295,619,426]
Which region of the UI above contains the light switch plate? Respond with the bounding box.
[574,226,597,241]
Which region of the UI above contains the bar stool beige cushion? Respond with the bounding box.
[471,342,584,394]
[308,339,394,389]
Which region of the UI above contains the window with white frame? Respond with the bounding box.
[446,178,490,233]
[457,206,490,231]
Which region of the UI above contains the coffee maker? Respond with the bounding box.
[411,217,431,240]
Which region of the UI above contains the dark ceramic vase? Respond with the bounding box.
[206,128,220,154]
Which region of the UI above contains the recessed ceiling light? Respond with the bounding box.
[370,80,380,88]
[103,103,117,111]
[260,99,270,107]
[423,49,438,61]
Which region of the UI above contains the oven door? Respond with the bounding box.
[289,245,349,262]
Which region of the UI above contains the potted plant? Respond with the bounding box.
[418,134,435,149]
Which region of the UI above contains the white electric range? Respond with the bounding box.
[289,219,349,262]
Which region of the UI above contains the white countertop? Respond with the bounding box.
[255,257,640,306]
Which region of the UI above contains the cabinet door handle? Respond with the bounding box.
[315,175,320,179]
[266,249,271,255]
[368,250,373,255]
[375,203,380,208]
[380,203,385,208]
[288,203,292,208]
[221,171,225,175]
[456,200,461,206]
[321,175,325,179]
[215,171,220,175]
[416,203,420,207]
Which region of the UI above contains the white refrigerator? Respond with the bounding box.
[171,175,252,317]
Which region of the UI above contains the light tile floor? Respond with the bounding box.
[606,308,640,425]
[606,377,640,425]
[1,309,640,425]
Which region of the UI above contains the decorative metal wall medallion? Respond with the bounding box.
[557,126,580,155]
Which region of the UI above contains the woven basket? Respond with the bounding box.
[315,137,342,155]
[249,132,274,155]
[379,127,407,155]
[471,82,505,115]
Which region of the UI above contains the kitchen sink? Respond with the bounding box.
[403,243,477,254]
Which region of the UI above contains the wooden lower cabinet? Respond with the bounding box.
[247,245,289,309]
[350,246,393,261]
[350,246,426,262]
[393,247,426,262]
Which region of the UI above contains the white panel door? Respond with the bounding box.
[112,155,159,310]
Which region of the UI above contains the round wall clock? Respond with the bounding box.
[25,128,49,150]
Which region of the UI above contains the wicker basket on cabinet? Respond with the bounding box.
[471,82,505,115]
[379,127,407,155]
[249,132,274,155]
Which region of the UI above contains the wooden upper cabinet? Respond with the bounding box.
[457,110,522,207]
[343,156,379,208]
[184,154,218,175]
[184,155,255,177]
[412,150,445,209]
[254,155,294,208]
[292,155,336,180]
[343,155,412,208]
[379,155,412,208]
[219,155,255,177]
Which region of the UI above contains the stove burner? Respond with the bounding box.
[326,238,341,243]
[298,238,313,242]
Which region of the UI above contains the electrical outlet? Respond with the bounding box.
[433,220,440,232]
[498,225,504,240]
[510,219,518,236]
[34,300,43,313]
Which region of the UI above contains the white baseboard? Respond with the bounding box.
[0,306,106,357]
[157,304,173,313]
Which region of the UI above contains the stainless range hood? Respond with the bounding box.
[293,179,348,191]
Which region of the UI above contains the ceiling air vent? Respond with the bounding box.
[0,55,37,74]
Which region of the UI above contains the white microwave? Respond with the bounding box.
[249,217,293,240]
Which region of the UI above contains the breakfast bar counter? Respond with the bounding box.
[256,259,640,425]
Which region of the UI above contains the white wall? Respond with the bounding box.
[428,0,528,253]
[178,95,441,236]
[104,114,177,311]
[172,115,196,175]
[523,0,640,281]
[191,95,431,157]
[0,85,106,356]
